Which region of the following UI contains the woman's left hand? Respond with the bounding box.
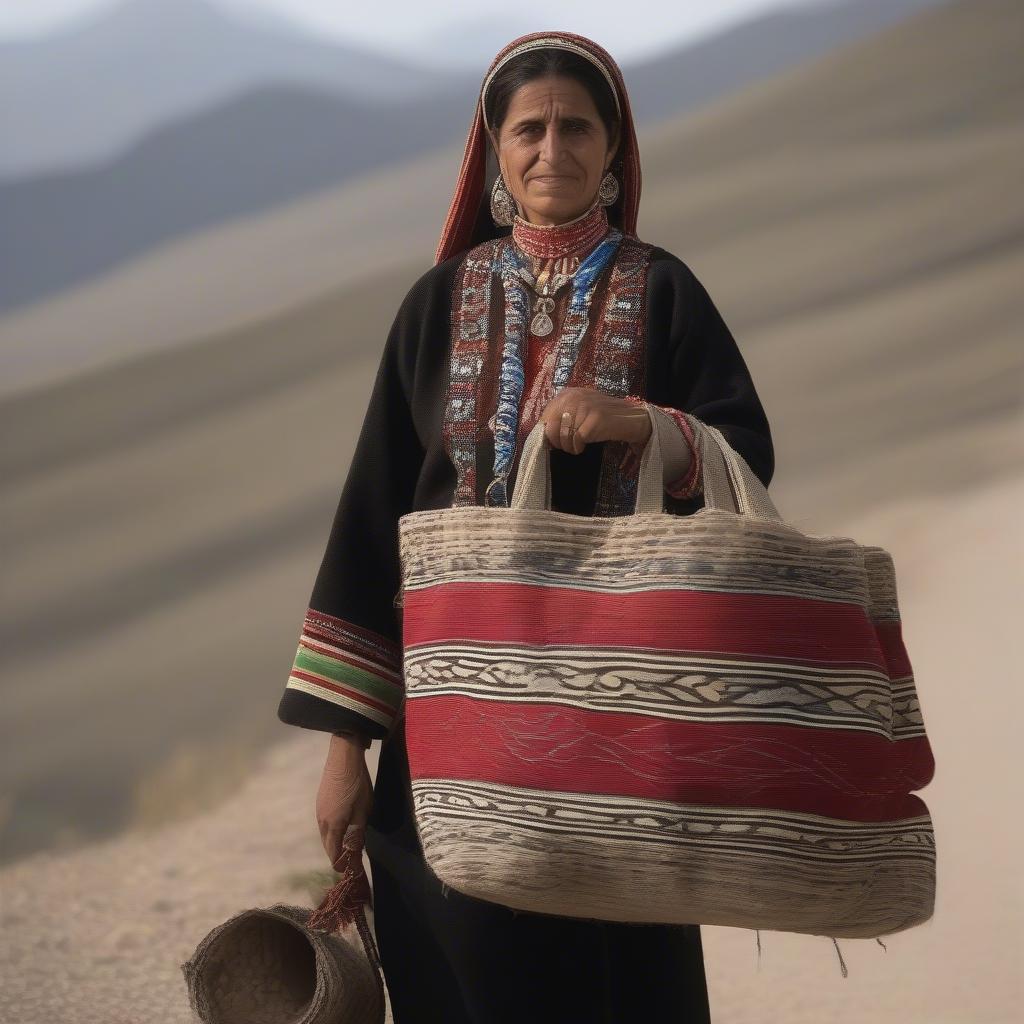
[539,387,651,455]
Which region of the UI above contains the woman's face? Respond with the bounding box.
[488,74,619,227]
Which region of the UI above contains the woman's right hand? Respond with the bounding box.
[316,733,374,870]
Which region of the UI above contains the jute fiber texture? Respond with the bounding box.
[396,408,936,939]
[180,900,385,1023]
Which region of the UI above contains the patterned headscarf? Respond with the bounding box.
[433,30,643,265]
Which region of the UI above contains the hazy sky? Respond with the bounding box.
[0,0,832,62]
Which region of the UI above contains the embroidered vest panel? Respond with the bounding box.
[442,235,654,518]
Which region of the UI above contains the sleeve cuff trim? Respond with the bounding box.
[303,608,401,671]
[296,636,403,689]
[284,677,396,728]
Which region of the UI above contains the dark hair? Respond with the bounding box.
[466,47,624,247]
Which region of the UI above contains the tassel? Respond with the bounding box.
[754,929,762,970]
[307,847,371,933]
[876,937,888,952]
[830,936,849,978]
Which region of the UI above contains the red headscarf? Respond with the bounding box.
[433,30,643,266]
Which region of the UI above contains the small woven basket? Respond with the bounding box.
[181,848,385,1023]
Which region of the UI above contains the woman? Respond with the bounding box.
[278,30,774,1023]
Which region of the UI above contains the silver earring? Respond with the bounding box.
[598,171,620,207]
[490,174,516,227]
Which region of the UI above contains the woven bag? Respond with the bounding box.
[396,407,936,939]
[180,848,385,1023]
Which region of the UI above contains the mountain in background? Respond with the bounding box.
[622,0,949,123]
[1,0,950,182]
[0,0,951,313]
[0,0,464,178]
[0,82,476,310]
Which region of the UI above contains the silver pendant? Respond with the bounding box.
[531,295,556,336]
[531,312,554,336]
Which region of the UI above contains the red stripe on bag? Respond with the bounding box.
[405,694,933,823]
[874,619,913,678]
[403,582,886,670]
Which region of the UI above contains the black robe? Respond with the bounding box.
[278,243,775,1023]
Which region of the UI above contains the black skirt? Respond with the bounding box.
[365,712,712,1024]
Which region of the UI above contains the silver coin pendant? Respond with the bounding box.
[531,313,554,336]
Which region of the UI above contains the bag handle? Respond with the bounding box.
[511,404,783,523]
[689,416,783,522]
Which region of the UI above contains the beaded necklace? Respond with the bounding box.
[512,201,611,334]
[485,201,620,506]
